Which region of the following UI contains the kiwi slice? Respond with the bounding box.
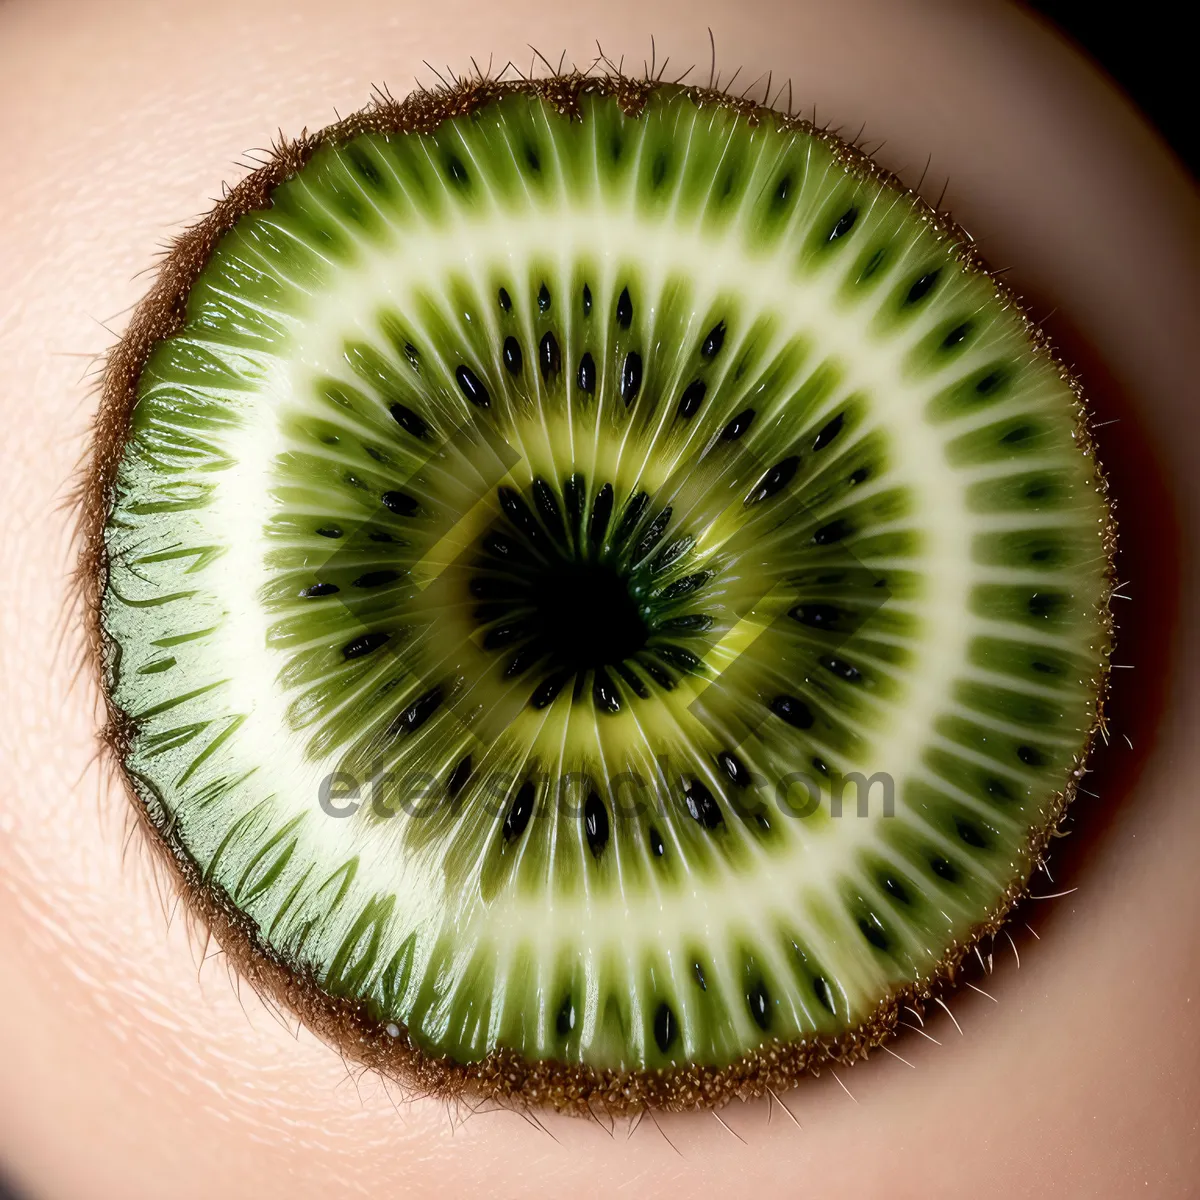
[83,73,1114,1112]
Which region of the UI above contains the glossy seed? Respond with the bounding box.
[677,379,707,420]
[389,403,429,439]
[648,826,665,857]
[394,685,443,735]
[683,778,723,829]
[532,478,565,542]
[931,856,958,882]
[747,455,800,504]
[813,412,845,451]
[942,321,971,349]
[577,351,596,394]
[656,645,702,672]
[641,658,675,690]
[634,507,671,559]
[790,602,842,629]
[498,286,512,312]
[455,364,490,408]
[771,694,815,729]
[300,582,339,598]
[747,981,771,1030]
[615,662,649,698]
[812,517,853,545]
[498,486,544,546]
[538,283,551,312]
[721,408,754,441]
[905,269,940,305]
[592,669,622,714]
[651,535,693,573]
[503,781,536,841]
[539,331,561,382]
[505,644,544,677]
[718,750,751,787]
[848,467,870,485]
[447,754,471,799]
[584,792,610,857]
[659,613,712,633]
[829,206,858,240]
[859,918,889,950]
[353,569,400,588]
[621,352,643,404]
[564,473,585,524]
[701,320,726,359]
[503,335,523,374]
[694,962,707,990]
[813,977,835,1012]
[653,1002,677,1053]
[589,483,614,545]
[582,283,593,315]
[555,996,575,1035]
[530,672,569,709]
[616,286,633,329]
[821,655,862,683]
[342,631,390,660]
[883,875,910,904]
[614,492,649,542]
[661,571,710,601]
[316,525,343,538]
[1017,744,1043,766]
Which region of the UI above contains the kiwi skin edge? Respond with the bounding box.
[74,65,1117,1116]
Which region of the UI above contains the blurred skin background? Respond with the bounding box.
[0,3,1195,1197]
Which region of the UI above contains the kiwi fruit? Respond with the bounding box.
[81,69,1114,1113]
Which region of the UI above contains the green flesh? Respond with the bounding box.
[102,85,1110,1075]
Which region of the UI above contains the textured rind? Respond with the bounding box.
[76,69,1117,1115]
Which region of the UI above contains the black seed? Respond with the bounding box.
[532,478,565,542]
[389,403,429,439]
[942,321,971,349]
[503,335,523,374]
[829,206,859,240]
[811,756,830,776]
[525,145,541,172]
[556,996,575,1036]
[502,781,536,841]
[498,287,512,311]
[582,283,593,315]
[882,876,910,904]
[905,269,941,305]
[721,408,754,440]
[660,614,712,633]
[656,645,702,672]
[446,155,467,184]
[682,779,723,829]
[1017,744,1043,766]
[931,856,958,882]
[648,826,665,857]
[447,754,471,799]
[634,507,671,559]
[790,602,842,629]
[813,412,845,452]
[381,490,418,517]
[584,792,610,858]
[316,525,343,539]
[498,486,544,546]
[353,569,400,589]
[975,367,1008,394]
[455,364,490,408]
[813,976,835,1012]
[1028,591,1065,619]
[1032,659,1060,675]
[394,685,442,735]
[747,981,771,1030]
[774,174,792,205]
[616,286,633,329]
[564,473,585,524]
[859,918,889,951]
[343,631,390,660]
[593,669,622,714]
[955,818,988,848]
[615,662,649,699]
[694,962,707,990]
[530,672,569,709]
[771,694,814,729]
[986,777,1013,802]
[577,351,596,394]
[651,535,693,573]
[653,1002,677,1053]
[621,352,643,404]
[483,623,526,650]
[701,321,726,359]
[747,455,800,504]
[848,467,870,485]
[589,483,613,545]
[615,492,649,542]
[677,379,707,420]
[718,751,751,787]
[1002,423,1036,445]
[812,517,853,545]
[403,342,421,370]
[538,283,551,312]
[641,658,675,690]
[344,472,367,490]
[660,571,710,601]
[539,331,561,382]
[821,655,862,683]
[300,582,339,598]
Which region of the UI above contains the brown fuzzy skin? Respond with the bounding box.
[75,68,1117,1116]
